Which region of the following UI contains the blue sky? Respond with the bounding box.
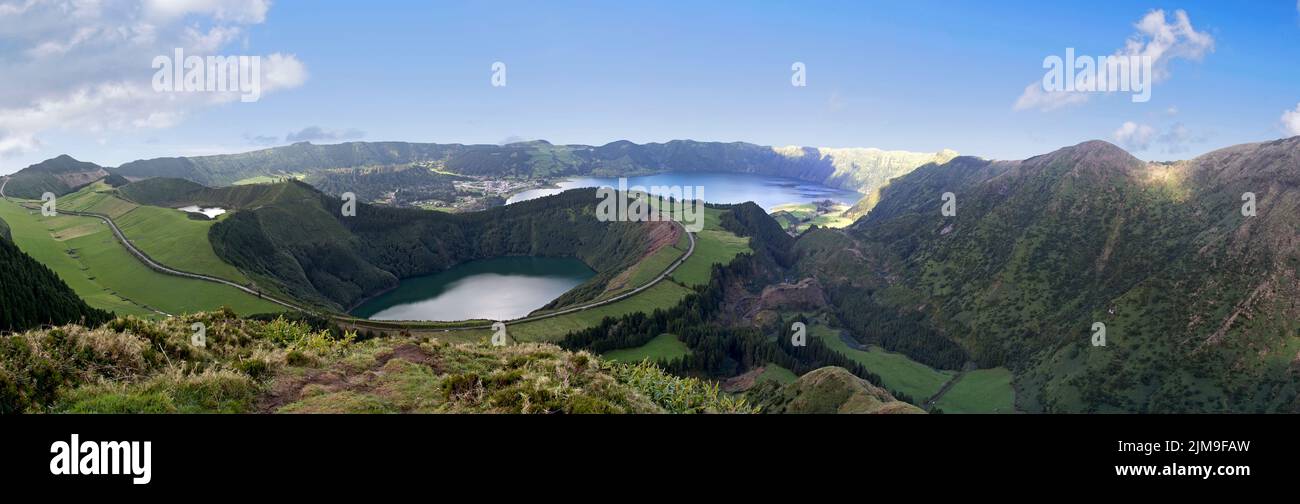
[2,0,1299,174]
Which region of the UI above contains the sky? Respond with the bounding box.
[1,0,1299,174]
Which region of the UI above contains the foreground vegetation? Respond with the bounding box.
[0,310,756,414]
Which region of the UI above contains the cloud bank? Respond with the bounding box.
[0,0,306,158]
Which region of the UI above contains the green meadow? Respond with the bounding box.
[0,197,284,319]
[935,368,1016,414]
[601,333,692,363]
[808,321,956,401]
[757,364,799,385]
[671,208,750,287]
[59,183,250,283]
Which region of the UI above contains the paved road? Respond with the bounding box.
[1,178,696,332]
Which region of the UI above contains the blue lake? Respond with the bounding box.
[507,172,862,211]
[350,256,595,322]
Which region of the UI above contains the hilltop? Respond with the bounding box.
[108,139,952,200]
[2,155,109,199]
[747,366,925,414]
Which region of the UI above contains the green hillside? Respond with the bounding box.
[3,155,109,200]
[0,227,112,332]
[0,198,284,319]
[798,139,1300,413]
[207,183,680,311]
[58,182,251,283]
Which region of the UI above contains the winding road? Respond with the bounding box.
[1,176,696,333]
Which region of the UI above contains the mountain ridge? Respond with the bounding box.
[105,139,956,202]
[796,137,1300,412]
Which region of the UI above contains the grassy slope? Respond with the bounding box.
[60,183,250,283]
[508,281,692,342]
[757,364,798,385]
[0,198,283,318]
[613,232,689,295]
[601,333,692,363]
[770,202,855,233]
[671,208,750,286]
[113,206,250,283]
[808,321,955,401]
[935,368,1015,414]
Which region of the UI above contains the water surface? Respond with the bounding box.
[507,172,861,211]
[177,205,227,218]
[350,256,595,321]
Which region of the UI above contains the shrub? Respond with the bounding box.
[612,360,757,414]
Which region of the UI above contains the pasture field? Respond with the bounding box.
[58,183,251,283]
[757,364,798,385]
[935,368,1016,414]
[808,321,955,402]
[601,333,692,363]
[671,208,750,286]
[0,198,284,319]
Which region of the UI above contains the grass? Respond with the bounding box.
[671,208,750,287]
[509,281,693,342]
[770,202,855,233]
[57,183,250,283]
[807,320,956,402]
[0,198,284,318]
[11,310,747,414]
[232,173,307,185]
[59,183,139,219]
[757,363,798,385]
[0,199,150,316]
[935,368,1015,414]
[617,239,687,293]
[602,333,692,363]
[113,204,251,283]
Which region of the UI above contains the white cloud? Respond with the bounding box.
[284,126,365,143]
[1113,120,1208,153]
[1283,103,1300,137]
[1016,9,1214,111]
[1113,121,1156,150]
[1013,82,1090,112]
[0,0,304,158]
[143,0,270,23]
